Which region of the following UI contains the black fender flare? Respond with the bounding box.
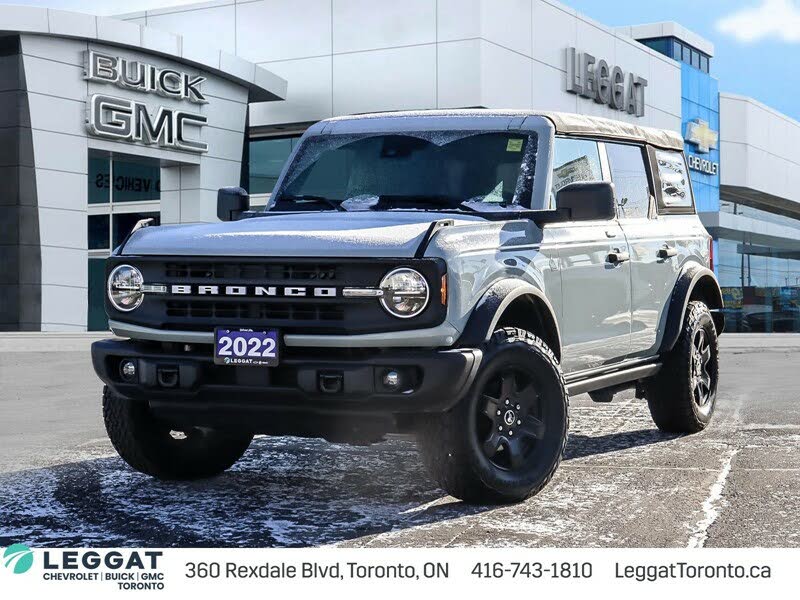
[659,263,725,353]
[456,279,562,356]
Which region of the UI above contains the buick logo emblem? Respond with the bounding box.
[503,410,516,426]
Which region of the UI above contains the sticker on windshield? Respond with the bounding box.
[506,138,523,152]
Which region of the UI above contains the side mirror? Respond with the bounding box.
[217,187,250,221]
[555,181,616,221]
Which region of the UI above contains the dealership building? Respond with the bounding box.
[1,0,799,332]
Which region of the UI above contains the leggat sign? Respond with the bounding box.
[84,51,209,153]
[565,47,648,117]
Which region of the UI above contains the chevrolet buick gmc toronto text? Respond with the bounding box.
[92,110,724,503]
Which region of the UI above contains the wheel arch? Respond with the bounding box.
[456,279,562,362]
[659,263,724,354]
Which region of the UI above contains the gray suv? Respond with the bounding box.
[92,110,724,503]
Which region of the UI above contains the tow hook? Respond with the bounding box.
[318,372,344,394]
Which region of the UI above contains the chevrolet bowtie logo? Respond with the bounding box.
[685,118,718,154]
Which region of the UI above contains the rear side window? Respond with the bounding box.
[605,143,651,219]
[550,138,603,204]
[655,149,694,212]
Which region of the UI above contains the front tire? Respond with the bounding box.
[417,328,568,503]
[102,386,253,480]
[645,301,719,433]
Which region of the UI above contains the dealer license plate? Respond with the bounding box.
[214,328,279,367]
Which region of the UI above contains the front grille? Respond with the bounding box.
[166,300,345,321]
[107,256,447,335]
[164,262,339,282]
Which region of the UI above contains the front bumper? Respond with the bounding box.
[91,339,481,421]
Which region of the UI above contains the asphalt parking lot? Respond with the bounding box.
[1,333,798,548]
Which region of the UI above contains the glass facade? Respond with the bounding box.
[640,36,710,73]
[720,200,800,232]
[247,136,302,194]
[87,154,161,330]
[717,236,800,333]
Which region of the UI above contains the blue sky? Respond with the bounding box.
[4,0,800,120]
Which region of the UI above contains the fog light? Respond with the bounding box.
[383,370,400,389]
[120,359,137,381]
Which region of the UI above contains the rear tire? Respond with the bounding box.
[417,328,568,504]
[102,386,253,480]
[645,301,719,433]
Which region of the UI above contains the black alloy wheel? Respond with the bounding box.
[690,328,714,412]
[417,328,568,503]
[477,368,546,471]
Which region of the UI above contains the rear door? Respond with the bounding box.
[547,137,632,374]
[605,142,679,357]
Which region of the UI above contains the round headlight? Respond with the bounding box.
[108,265,144,312]
[379,268,429,318]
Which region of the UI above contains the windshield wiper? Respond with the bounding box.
[371,194,480,213]
[274,194,347,212]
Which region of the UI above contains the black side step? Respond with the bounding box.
[566,363,661,396]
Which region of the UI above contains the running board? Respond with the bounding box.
[566,363,662,396]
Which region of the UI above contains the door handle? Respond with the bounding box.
[657,245,678,259]
[605,229,617,238]
[607,249,630,264]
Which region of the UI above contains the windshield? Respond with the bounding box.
[269,130,537,212]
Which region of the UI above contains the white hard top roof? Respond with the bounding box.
[320,109,685,151]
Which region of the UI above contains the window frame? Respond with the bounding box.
[274,130,540,211]
[672,39,683,61]
[647,146,697,215]
[87,154,161,255]
[549,135,606,209]
[246,132,306,196]
[601,141,656,221]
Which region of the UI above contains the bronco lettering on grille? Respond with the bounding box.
[167,284,338,298]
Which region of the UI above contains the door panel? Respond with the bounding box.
[604,141,675,357]
[552,221,632,374]
[619,218,680,356]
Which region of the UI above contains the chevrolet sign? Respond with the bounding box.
[685,118,719,153]
[685,118,720,176]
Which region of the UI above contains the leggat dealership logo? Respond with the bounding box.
[3,544,34,574]
[565,47,648,117]
[38,550,165,590]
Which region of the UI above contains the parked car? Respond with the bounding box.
[92,110,724,503]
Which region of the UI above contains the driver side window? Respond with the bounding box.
[550,138,603,207]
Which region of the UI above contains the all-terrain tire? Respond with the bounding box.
[102,386,253,479]
[417,328,568,504]
[645,301,719,433]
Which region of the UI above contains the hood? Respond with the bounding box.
[120,211,486,258]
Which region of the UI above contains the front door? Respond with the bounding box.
[547,137,632,374]
[554,220,633,373]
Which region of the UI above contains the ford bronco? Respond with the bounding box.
[92,110,724,503]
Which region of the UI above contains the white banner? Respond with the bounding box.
[1,547,795,598]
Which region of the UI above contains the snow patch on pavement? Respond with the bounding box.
[687,447,739,548]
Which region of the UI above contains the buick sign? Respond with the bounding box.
[84,51,208,153]
[565,47,648,117]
